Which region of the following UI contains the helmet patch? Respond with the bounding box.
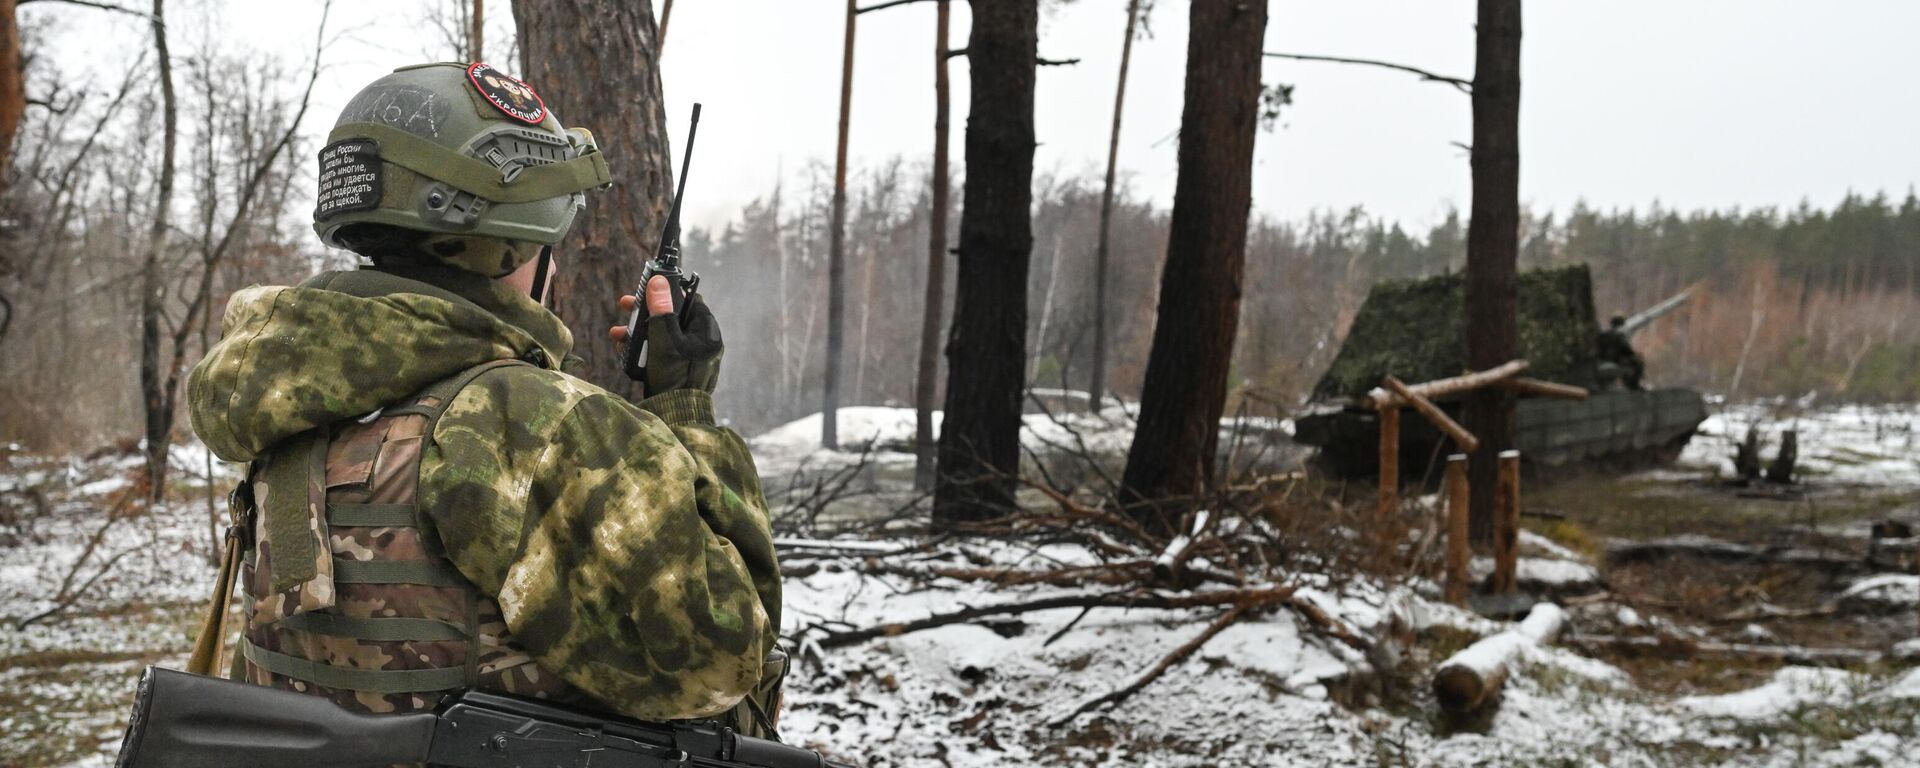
[467,63,547,125]
[315,139,383,220]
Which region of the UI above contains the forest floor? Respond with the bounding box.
[3,399,1919,767]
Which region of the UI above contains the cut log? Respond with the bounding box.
[1364,360,1529,409]
[1382,376,1480,453]
[1767,429,1798,484]
[1489,450,1521,594]
[1377,405,1400,520]
[1432,602,1564,714]
[1445,454,1471,606]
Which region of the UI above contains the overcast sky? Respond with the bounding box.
[35,0,1920,234]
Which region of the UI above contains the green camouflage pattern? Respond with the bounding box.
[1311,264,1603,401]
[419,232,548,279]
[240,402,585,717]
[192,263,779,722]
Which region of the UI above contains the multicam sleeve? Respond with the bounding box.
[433,382,776,722]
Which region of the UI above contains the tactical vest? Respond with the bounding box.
[232,358,787,734]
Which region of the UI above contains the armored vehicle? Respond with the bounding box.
[1293,264,1707,478]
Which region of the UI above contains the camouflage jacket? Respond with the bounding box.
[186,265,780,721]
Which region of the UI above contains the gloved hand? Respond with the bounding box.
[631,275,722,398]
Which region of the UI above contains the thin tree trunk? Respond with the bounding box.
[1031,232,1062,381]
[512,0,673,398]
[1462,0,1521,546]
[471,0,483,61]
[933,0,1037,527]
[823,0,856,448]
[138,0,178,504]
[1117,0,1266,532]
[1089,0,1140,413]
[658,0,674,52]
[913,0,952,491]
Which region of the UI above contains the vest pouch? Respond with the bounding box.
[249,428,339,626]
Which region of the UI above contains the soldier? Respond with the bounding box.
[1596,315,1645,390]
[185,63,785,738]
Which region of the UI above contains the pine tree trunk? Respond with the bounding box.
[913,0,953,491]
[0,0,23,186]
[139,0,179,503]
[933,0,1037,527]
[1463,0,1522,546]
[823,0,856,448]
[1118,0,1266,532]
[1089,0,1141,413]
[512,0,673,399]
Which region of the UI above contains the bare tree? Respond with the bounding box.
[1088,0,1143,413]
[135,0,177,502]
[914,0,952,490]
[512,0,673,397]
[822,0,856,448]
[1119,0,1267,530]
[139,3,328,502]
[933,0,1037,527]
[1462,0,1521,545]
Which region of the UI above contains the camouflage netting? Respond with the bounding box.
[1311,265,1601,402]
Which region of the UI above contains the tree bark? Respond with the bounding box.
[933,0,1036,526]
[1118,0,1266,531]
[823,0,856,448]
[470,0,483,61]
[912,0,952,491]
[0,0,23,186]
[512,0,673,399]
[1462,0,1521,546]
[138,0,178,503]
[1088,0,1141,412]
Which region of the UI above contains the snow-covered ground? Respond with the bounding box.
[5,405,1920,766]
[1677,400,1920,488]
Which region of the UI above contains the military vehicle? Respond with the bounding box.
[1292,264,1707,478]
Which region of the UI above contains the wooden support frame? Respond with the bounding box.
[1377,405,1400,519]
[1445,453,1470,605]
[1489,449,1521,594]
[1382,376,1479,454]
[1365,360,1529,409]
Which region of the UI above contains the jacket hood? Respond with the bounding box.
[188,267,574,462]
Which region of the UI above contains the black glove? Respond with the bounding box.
[644,293,723,398]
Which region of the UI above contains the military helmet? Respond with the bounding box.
[313,62,612,274]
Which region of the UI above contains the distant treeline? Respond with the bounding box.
[691,169,1920,434]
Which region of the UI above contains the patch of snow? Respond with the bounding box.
[1836,574,1920,610]
[1677,666,1859,721]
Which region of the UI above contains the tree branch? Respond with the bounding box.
[1264,51,1471,94]
[856,0,935,13]
[1037,57,1080,67]
[17,0,154,21]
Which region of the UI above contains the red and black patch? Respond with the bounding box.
[466,62,547,125]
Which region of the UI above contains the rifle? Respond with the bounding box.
[116,666,856,768]
[622,103,704,382]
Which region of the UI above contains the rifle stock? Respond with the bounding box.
[116,666,855,768]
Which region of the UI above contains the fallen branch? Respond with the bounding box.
[1565,634,1884,667]
[811,584,1296,650]
[1050,603,1249,726]
[1432,602,1565,714]
[1497,377,1589,401]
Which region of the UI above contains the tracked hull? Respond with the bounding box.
[1294,388,1708,479]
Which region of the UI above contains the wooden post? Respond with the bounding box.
[1377,405,1400,520]
[1490,449,1521,593]
[1445,453,1471,606]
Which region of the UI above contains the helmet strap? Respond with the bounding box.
[530,246,554,306]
